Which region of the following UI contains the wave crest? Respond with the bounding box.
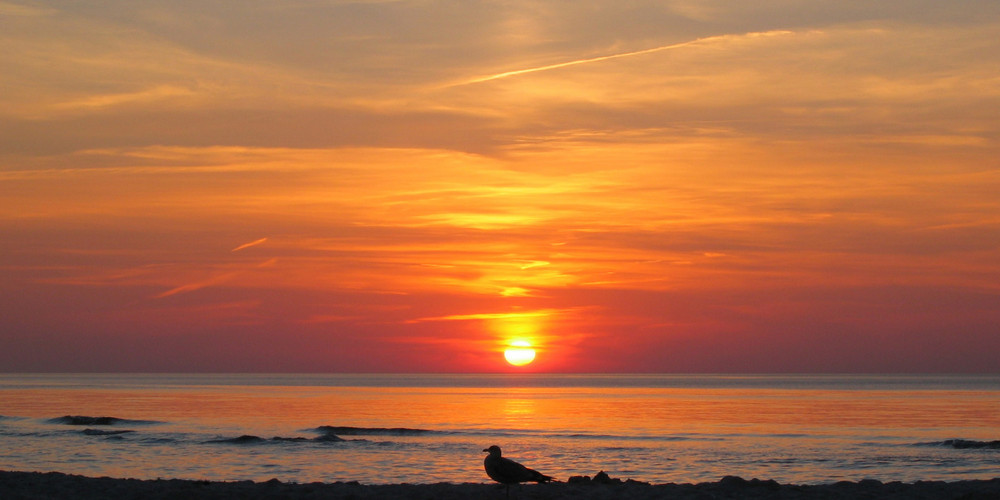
[82,428,135,436]
[917,439,1000,449]
[314,426,435,436]
[48,415,160,426]
[204,433,349,445]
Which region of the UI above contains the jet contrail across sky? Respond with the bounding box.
[232,238,268,252]
[456,30,793,86]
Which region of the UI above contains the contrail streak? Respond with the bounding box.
[232,237,268,252]
[154,258,277,299]
[454,30,793,86]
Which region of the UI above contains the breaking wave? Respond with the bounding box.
[313,426,437,436]
[916,439,1000,449]
[204,432,351,445]
[81,429,135,436]
[47,416,161,426]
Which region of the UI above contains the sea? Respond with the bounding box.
[1,373,998,485]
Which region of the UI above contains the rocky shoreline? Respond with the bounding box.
[2,470,999,499]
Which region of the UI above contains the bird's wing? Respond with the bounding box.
[498,457,552,482]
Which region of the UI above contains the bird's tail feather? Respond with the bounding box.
[530,470,555,483]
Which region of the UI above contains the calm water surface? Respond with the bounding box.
[1,374,998,484]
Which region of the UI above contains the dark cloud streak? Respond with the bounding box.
[0,107,499,157]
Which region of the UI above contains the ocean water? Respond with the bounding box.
[1,373,998,485]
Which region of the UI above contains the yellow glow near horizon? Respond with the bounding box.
[504,340,536,366]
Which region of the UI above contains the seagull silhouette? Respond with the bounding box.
[483,445,554,497]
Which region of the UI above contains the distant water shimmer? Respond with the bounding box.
[1,374,998,485]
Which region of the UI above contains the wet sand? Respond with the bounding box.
[2,470,999,499]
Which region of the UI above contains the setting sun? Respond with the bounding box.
[504,341,536,366]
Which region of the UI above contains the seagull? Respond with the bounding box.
[483,445,554,497]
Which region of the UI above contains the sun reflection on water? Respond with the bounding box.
[501,398,537,423]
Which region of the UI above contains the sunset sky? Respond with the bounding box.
[2,1,998,373]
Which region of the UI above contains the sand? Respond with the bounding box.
[2,470,1000,499]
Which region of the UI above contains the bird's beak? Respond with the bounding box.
[483,448,489,452]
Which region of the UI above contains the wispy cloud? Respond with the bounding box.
[406,309,559,323]
[53,85,197,111]
[0,1,57,16]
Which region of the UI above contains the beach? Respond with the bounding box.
[3,471,1000,500]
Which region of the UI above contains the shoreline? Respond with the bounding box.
[3,471,999,499]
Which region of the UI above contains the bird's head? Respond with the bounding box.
[483,445,502,456]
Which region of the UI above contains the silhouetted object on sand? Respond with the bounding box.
[483,445,554,497]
